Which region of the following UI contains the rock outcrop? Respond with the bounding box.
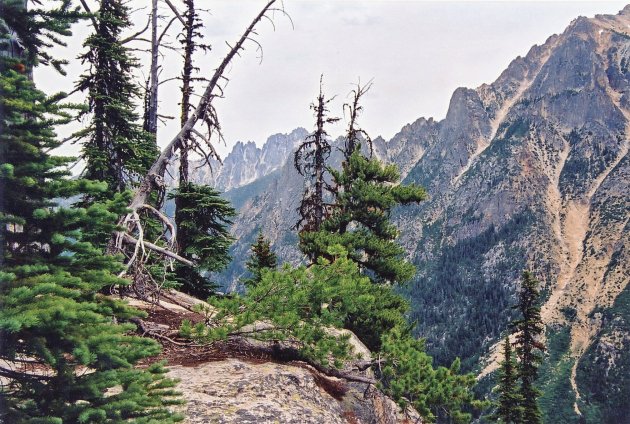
[128,292,420,424]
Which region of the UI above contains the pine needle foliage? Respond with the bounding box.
[493,337,523,423]
[168,183,236,297]
[186,246,404,367]
[0,0,82,74]
[512,271,545,424]
[243,232,278,288]
[302,150,427,286]
[75,0,157,194]
[0,6,182,421]
[379,329,484,424]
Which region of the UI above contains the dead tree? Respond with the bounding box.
[143,0,183,139]
[177,0,211,185]
[143,0,160,136]
[342,80,373,160]
[294,76,339,232]
[112,0,283,273]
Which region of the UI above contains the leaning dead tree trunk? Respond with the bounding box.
[113,0,278,268]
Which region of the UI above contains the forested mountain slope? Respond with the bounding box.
[198,7,630,422]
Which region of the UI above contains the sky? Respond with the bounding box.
[38,0,629,158]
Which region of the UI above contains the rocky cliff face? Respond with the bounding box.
[202,7,630,422]
[187,128,308,191]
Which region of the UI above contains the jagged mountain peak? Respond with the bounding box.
[190,127,308,191]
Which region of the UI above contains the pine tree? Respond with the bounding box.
[0,4,181,421]
[243,232,278,288]
[295,84,426,350]
[300,84,427,286]
[494,337,523,423]
[294,76,340,232]
[168,183,236,298]
[75,0,157,194]
[174,0,213,294]
[513,271,545,424]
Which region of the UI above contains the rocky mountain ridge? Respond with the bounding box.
[185,127,308,191]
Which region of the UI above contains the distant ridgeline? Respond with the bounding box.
[184,7,630,423]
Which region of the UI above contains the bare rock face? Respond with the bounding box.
[168,359,418,424]
[169,359,347,424]
[127,293,418,424]
[188,128,308,192]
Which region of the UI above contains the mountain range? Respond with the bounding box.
[187,7,630,423]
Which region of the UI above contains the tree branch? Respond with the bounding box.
[164,0,186,26]
[127,0,277,213]
[120,233,194,267]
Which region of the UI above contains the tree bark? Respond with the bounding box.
[144,0,159,137]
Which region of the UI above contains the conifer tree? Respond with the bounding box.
[494,337,523,423]
[75,0,157,194]
[168,183,236,297]
[300,83,427,285]
[0,4,181,421]
[172,0,217,297]
[243,232,278,288]
[294,76,340,232]
[513,271,544,424]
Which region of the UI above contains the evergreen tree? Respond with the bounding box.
[493,337,523,423]
[300,84,427,285]
[0,4,181,421]
[379,329,484,424]
[168,183,236,298]
[513,271,545,424]
[294,76,339,232]
[295,83,426,350]
[173,0,214,295]
[243,232,278,288]
[75,0,157,194]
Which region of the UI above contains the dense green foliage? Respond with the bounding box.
[404,211,533,369]
[537,327,580,424]
[185,248,375,366]
[0,4,182,421]
[168,183,236,297]
[75,0,157,194]
[301,148,427,288]
[380,329,485,424]
[243,232,277,288]
[512,271,544,424]
[0,16,181,424]
[186,246,482,422]
[493,337,523,423]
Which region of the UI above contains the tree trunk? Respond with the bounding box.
[175,0,196,258]
[144,0,159,137]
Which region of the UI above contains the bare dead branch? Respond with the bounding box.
[120,233,194,267]
[79,0,98,30]
[164,0,186,25]
[121,14,152,44]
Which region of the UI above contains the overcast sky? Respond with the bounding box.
[38,0,628,158]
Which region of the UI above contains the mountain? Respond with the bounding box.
[186,128,308,191]
[201,7,630,422]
